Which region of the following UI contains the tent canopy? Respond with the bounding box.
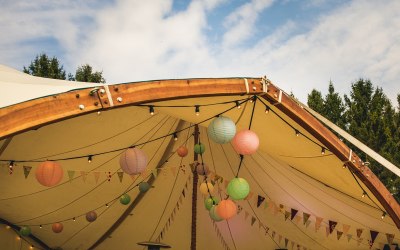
[0,65,398,250]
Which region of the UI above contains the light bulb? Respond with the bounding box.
[235,101,241,109]
[381,212,386,219]
[149,106,155,115]
[173,133,178,141]
[295,130,300,137]
[321,148,326,155]
[195,105,200,116]
[88,155,93,163]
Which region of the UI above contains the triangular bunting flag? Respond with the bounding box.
[258,220,262,229]
[81,171,87,182]
[182,189,185,198]
[251,216,256,226]
[237,205,243,214]
[285,238,289,247]
[285,211,291,221]
[68,170,75,182]
[257,195,265,207]
[328,220,337,234]
[342,224,350,234]
[152,169,158,178]
[295,215,301,224]
[264,200,269,209]
[303,212,310,225]
[244,211,249,220]
[272,231,276,238]
[386,233,394,244]
[279,204,284,210]
[23,166,32,179]
[279,234,282,243]
[291,208,298,220]
[337,231,343,240]
[94,171,101,183]
[224,180,229,188]
[291,241,294,249]
[346,234,352,242]
[305,220,311,228]
[315,217,323,232]
[273,204,280,215]
[370,230,379,245]
[116,171,123,182]
[356,228,363,238]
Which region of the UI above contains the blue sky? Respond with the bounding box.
[0,0,399,105]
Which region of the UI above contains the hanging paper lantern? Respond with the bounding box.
[216,199,237,220]
[232,129,259,155]
[120,194,131,205]
[196,162,209,176]
[194,143,205,154]
[208,116,236,144]
[19,226,31,236]
[199,182,214,195]
[120,148,148,175]
[52,223,63,233]
[209,205,223,222]
[177,146,188,157]
[139,182,150,193]
[86,211,97,222]
[204,196,220,210]
[35,161,63,187]
[227,177,250,200]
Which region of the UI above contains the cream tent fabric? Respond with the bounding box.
[0,66,398,250]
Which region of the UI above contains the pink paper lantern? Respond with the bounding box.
[232,129,259,155]
[177,146,188,157]
[35,161,63,187]
[52,222,64,233]
[196,162,209,176]
[216,199,237,220]
[119,148,148,175]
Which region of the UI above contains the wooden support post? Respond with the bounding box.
[191,124,199,250]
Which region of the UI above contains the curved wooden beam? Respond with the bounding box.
[0,77,399,229]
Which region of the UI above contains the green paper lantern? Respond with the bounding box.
[194,143,205,154]
[227,177,250,200]
[120,194,131,205]
[208,116,236,144]
[209,205,223,222]
[19,226,31,236]
[139,182,150,193]
[204,196,220,210]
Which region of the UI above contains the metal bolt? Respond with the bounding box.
[76,94,80,98]
[99,89,106,94]
[252,86,257,91]
[116,97,122,102]
[94,102,99,106]
[114,87,119,92]
[79,104,85,110]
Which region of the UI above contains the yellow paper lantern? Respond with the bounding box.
[199,182,214,195]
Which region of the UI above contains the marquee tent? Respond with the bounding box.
[0,65,399,250]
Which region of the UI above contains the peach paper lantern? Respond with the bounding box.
[52,222,64,233]
[216,199,237,220]
[86,211,97,222]
[196,162,210,176]
[232,129,259,155]
[177,146,188,157]
[35,161,63,187]
[119,148,148,175]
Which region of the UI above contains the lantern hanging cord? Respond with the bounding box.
[0,97,253,163]
[256,96,330,153]
[248,96,257,130]
[235,154,244,178]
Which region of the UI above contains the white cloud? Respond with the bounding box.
[0,0,399,105]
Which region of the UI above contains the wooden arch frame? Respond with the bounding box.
[0,77,399,229]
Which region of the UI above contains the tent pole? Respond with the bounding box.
[191,124,199,250]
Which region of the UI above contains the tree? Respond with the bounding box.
[308,79,399,202]
[23,53,66,80]
[71,64,105,83]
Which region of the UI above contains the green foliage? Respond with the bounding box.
[24,54,105,83]
[71,64,105,83]
[23,53,66,80]
[308,79,400,202]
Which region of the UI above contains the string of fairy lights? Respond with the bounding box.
[0,93,390,248]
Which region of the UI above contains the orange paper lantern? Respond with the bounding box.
[232,129,259,155]
[52,222,63,233]
[35,161,63,187]
[177,146,188,157]
[120,148,148,175]
[216,199,237,220]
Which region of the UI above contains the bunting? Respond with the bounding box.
[328,220,337,234]
[291,208,298,220]
[285,238,289,247]
[386,233,394,244]
[346,234,352,242]
[356,228,363,238]
[315,217,323,232]
[337,231,343,240]
[257,195,265,207]
[251,216,256,226]
[81,171,87,182]
[152,169,158,178]
[342,224,350,234]
[284,211,290,221]
[67,170,75,182]
[370,230,379,245]
[117,172,123,182]
[93,171,101,183]
[23,166,32,179]
[303,212,310,225]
